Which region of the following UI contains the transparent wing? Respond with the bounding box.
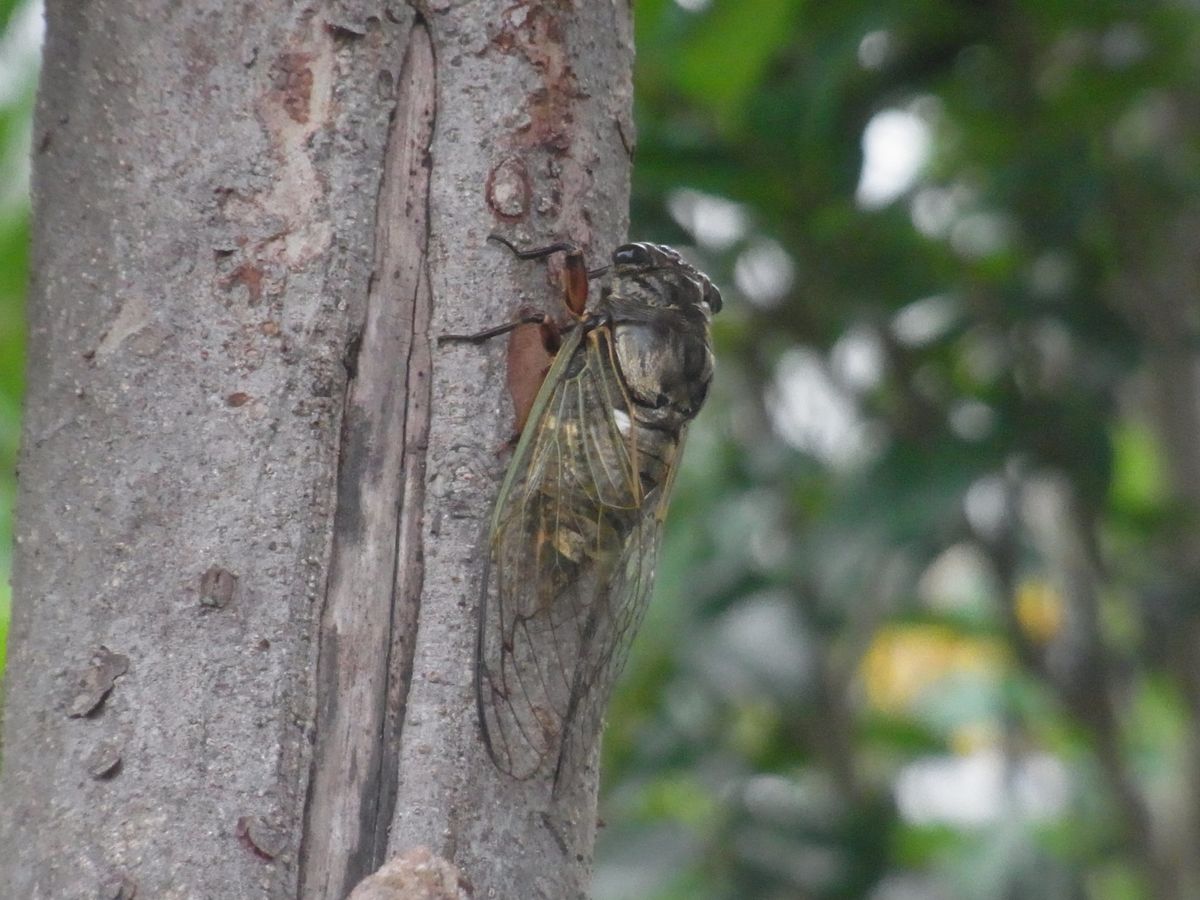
[475,324,683,784]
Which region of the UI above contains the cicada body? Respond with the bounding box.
[465,237,721,784]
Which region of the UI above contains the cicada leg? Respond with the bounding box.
[438,310,552,345]
[487,234,595,318]
[440,236,610,448]
[440,304,566,447]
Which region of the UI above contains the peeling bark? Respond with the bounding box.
[0,2,632,899]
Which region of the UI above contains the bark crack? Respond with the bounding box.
[372,137,436,874]
[299,16,436,900]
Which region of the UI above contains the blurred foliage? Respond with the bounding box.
[0,0,36,684]
[598,1,1200,898]
[4,1,1200,898]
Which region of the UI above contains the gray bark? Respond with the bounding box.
[0,2,632,899]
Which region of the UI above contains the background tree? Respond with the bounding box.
[593,2,1200,899]
[0,1,632,898]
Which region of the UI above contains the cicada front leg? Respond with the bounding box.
[486,234,593,317]
[442,308,562,447]
[438,236,607,445]
[437,309,553,345]
[484,235,613,438]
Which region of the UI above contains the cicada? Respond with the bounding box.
[445,234,721,785]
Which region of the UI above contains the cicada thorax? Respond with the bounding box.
[603,255,717,429]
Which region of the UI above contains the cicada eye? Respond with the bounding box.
[703,281,723,314]
[612,243,653,267]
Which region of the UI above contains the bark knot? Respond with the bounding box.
[347,847,472,900]
[485,156,531,221]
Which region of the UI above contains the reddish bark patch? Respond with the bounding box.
[220,262,265,305]
[506,306,560,438]
[492,4,582,156]
[273,52,314,124]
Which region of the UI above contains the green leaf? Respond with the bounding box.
[671,0,802,132]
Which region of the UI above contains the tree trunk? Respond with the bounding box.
[0,2,632,898]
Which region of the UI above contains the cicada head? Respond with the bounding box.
[608,242,722,319]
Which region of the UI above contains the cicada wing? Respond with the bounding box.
[550,446,683,785]
[475,325,681,783]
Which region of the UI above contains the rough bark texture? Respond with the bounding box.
[0,2,633,899]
